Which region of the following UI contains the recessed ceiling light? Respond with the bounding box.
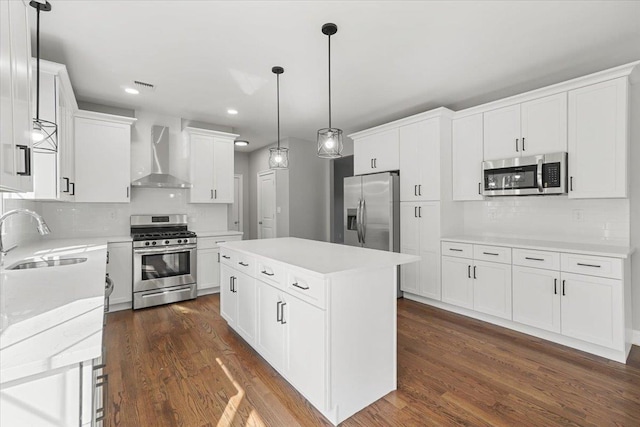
[125,87,139,95]
[234,140,249,147]
[227,109,238,115]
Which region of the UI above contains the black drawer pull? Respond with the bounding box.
[292,282,310,290]
[261,270,274,276]
[483,252,499,256]
[238,261,249,266]
[554,278,557,295]
[577,263,601,268]
[449,248,463,252]
[525,257,545,261]
[222,255,230,259]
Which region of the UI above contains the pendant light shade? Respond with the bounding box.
[269,66,289,170]
[317,23,343,159]
[30,0,58,154]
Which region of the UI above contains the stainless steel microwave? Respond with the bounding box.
[482,152,568,196]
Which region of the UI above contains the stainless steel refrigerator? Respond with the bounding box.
[343,172,399,252]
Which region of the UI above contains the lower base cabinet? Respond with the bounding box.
[473,260,512,320]
[197,234,242,295]
[513,265,561,333]
[106,241,133,310]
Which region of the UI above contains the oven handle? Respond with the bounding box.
[134,244,197,254]
[536,157,544,193]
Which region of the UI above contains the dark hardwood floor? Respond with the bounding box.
[105,295,640,426]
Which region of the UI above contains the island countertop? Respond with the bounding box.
[0,238,108,385]
[218,237,419,278]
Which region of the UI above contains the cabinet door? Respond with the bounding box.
[189,133,215,203]
[473,260,512,320]
[441,256,473,309]
[212,137,234,203]
[220,264,237,327]
[521,93,567,155]
[59,94,75,201]
[353,128,399,175]
[452,114,483,201]
[255,280,285,370]
[0,0,17,191]
[197,248,220,291]
[420,251,441,300]
[568,78,628,199]
[483,104,521,160]
[236,272,256,344]
[400,203,419,294]
[512,266,560,333]
[75,117,131,203]
[560,272,623,349]
[106,242,133,308]
[418,202,440,299]
[284,295,326,409]
[399,119,439,201]
[1,364,81,427]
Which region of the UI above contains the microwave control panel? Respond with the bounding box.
[542,162,561,188]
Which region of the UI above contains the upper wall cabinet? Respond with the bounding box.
[184,127,238,204]
[399,119,441,201]
[483,93,567,160]
[568,78,628,199]
[352,128,399,175]
[74,110,136,203]
[0,0,33,193]
[452,113,484,201]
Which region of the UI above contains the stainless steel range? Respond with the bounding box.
[131,214,197,309]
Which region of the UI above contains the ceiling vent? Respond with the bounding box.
[134,80,155,92]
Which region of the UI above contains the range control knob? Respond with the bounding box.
[177,239,182,244]
[152,241,157,246]
[165,240,170,245]
[145,242,150,246]
[183,239,188,244]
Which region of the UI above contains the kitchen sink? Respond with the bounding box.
[7,257,88,270]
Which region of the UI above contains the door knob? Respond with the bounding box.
[259,221,263,224]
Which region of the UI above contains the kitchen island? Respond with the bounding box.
[218,237,419,425]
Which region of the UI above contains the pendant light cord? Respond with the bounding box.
[35,5,40,121]
[328,33,331,130]
[276,73,280,150]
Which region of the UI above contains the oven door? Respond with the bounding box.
[133,244,197,292]
[482,154,543,196]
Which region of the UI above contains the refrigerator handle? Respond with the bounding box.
[360,199,366,245]
[356,199,362,243]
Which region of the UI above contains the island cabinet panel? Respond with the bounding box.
[219,238,417,425]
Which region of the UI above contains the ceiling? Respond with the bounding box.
[36,1,640,152]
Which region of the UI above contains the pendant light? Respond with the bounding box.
[268,66,289,169]
[30,0,57,154]
[317,23,343,159]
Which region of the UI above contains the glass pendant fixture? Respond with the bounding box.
[30,0,58,154]
[317,23,343,159]
[269,66,289,170]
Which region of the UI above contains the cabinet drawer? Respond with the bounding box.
[473,245,511,264]
[220,248,238,266]
[441,241,473,259]
[198,235,241,250]
[286,269,326,309]
[256,258,285,289]
[235,252,256,276]
[513,248,560,270]
[561,253,622,279]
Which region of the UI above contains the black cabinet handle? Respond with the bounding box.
[577,263,601,268]
[554,278,557,295]
[16,145,31,176]
[238,261,249,267]
[371,159,374,169]
[414,206,418,218]
[418,185,422,196]
[229,276,234,292]
[525,257,545,262]
[473,266,477,279]
[483,252,499,256]
[62,177,70,193]
[467,265,471,278]
[562,279,566,296]
[478,182,481,195]
[414,185,417,196]
[217,252,220,263]
[222,255,230,259]
[292,282,310,290]
[522,137,526,151]
[418,207,422,218]
[276,301,282,322]
[449,248,463,252]
[280,302,287,324]
[261,270,274,276]
[70,182,75,196]
[106,251,110,264]
[215,189,217,199]
[126,186,129,198]
[570,176,573,191]
[515,138,519,152]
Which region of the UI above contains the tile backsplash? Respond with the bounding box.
[463,197,630,246]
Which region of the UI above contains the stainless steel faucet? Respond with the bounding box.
[0,209,51,266]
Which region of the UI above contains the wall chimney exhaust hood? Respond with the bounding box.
[131,125,192,189]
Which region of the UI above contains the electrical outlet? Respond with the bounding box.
[488,211,497,220]
[572,209,584,222]
[277,206,282,214]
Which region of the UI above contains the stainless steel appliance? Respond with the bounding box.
[131,214,197,309]
[482,152,568,196]
[343,172,399,251]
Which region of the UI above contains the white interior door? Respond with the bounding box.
[228,174,242,232]
[258,171,276,239]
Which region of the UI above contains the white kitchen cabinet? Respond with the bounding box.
[185,127,238,203]
[197,234,242,295]
[0,0,33,193]
[560,272,623,350]
[400,202,441,299]
[399,119,440,201]
[235,271,256,344]
[220,264,237,326]
[568,78,628,199]
[452,113,483,201]
[483,93,567,161]
[353,128,399,175]
[74,110,136,203]
[512,265,561,333]
[106,241,133,310]
[441,255,474,309]
[472,260,512,320]
[256,279,286,369]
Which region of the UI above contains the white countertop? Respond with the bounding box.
[219,237,420,278]
[197,230,244,238]
[0,238,108,385]
[442,235,634,259]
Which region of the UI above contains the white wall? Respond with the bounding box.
[233,152,250,238]
[630,80,640,331]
